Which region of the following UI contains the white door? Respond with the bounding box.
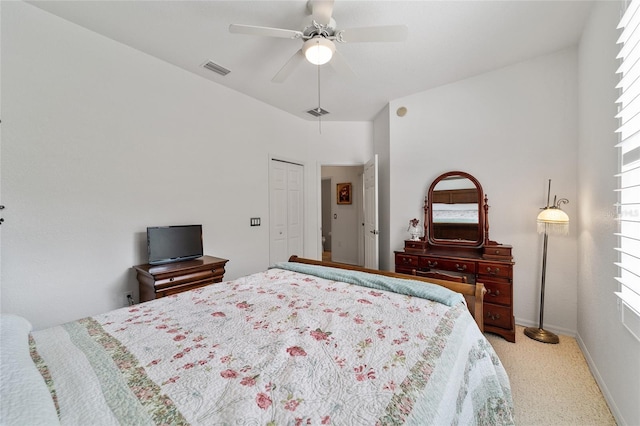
[269,159,304,265]
[364,155,379,269]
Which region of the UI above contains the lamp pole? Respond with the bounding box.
[539,226,548,330]
[524,223,559,343]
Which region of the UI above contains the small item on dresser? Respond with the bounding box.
[407,218,421,241]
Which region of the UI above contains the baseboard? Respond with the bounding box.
[575,333,624,425]
[514,317,577,338]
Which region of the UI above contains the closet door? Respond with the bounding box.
[269,159,304,265]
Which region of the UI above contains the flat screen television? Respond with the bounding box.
[147,225,203,265]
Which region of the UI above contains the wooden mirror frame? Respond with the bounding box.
[424,171,488,248]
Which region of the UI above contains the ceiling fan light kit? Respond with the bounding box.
[303,37,335,65]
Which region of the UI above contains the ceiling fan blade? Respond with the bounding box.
[337,25,408,43]
[272,49,306,83]
[329,50,356,79]
[229,24,303,40]
[311,0,335,26]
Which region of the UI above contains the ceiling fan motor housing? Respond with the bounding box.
[302,17,337,39]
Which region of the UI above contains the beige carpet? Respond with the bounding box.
[486,326,616,425]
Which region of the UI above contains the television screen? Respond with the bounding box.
[147,225,203,265]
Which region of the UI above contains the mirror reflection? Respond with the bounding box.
[429,174,481,243]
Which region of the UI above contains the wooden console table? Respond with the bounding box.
[134,255,228,302]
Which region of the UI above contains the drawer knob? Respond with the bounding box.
[427,261,438,268]
[403,258,412,264]
[211,268,216,273]
[486,311,501,320]
[487,289,500,297]
[169,277,174,282]
[455,264,467,271]
[486,267,500,275]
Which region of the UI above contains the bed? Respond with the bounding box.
[1,257,514,425]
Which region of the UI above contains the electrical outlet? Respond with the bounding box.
[124,291,134,307]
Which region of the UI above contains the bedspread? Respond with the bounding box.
[29,267,513,425]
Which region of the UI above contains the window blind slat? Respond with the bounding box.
[621,186,640,204]
[615,62,640,90]
[620,164,640,185]
[615,276,640,297]
[615,82,640,107]
[618,0,640,31]
[615,290,640,317]
[615,267,640,292]
[616,119,640,140]
[616,41,640,74]
[619,221,640,238]
[615,90,640,123]
[615,129,640,149]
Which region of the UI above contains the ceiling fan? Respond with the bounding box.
[229,0,408,83]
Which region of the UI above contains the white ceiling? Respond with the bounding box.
[28,0,594,122]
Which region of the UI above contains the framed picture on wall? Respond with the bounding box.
[337,182,352,205]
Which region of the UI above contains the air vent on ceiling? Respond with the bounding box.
[307,107,330,117]
[202,60,231,76]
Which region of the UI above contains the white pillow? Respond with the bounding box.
[0,314,59,425]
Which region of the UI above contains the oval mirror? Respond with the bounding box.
[426,171,485,247]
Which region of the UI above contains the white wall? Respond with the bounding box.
[386,49,579,335]
[0,2,371,329]
[578,2,640,425]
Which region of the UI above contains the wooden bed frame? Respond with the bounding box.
[288,256,486,332]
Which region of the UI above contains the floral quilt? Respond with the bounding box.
[30,266,514,425]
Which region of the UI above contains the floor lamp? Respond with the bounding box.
[524,180,569,344]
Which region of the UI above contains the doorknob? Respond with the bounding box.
[370,230,379,235]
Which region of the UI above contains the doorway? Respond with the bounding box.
[320,156,378,269]
[320,165,364,266]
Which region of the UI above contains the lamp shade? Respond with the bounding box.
[537,207,569,224]
[537,207,569,235]
[303,37,335,65]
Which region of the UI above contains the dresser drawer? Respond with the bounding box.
[418,257,477,274]
[483,245,513,259]
[478,262,512,280]
[395,253,419,269]
[159,278,217,297]
[155,269,220,290]
[483,303,513,329]
[404,240,428,252]
[482,281,512,306]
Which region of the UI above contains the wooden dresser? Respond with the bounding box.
[134,255,228,302]
[395,171,516,342]
[395,244,515,342]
